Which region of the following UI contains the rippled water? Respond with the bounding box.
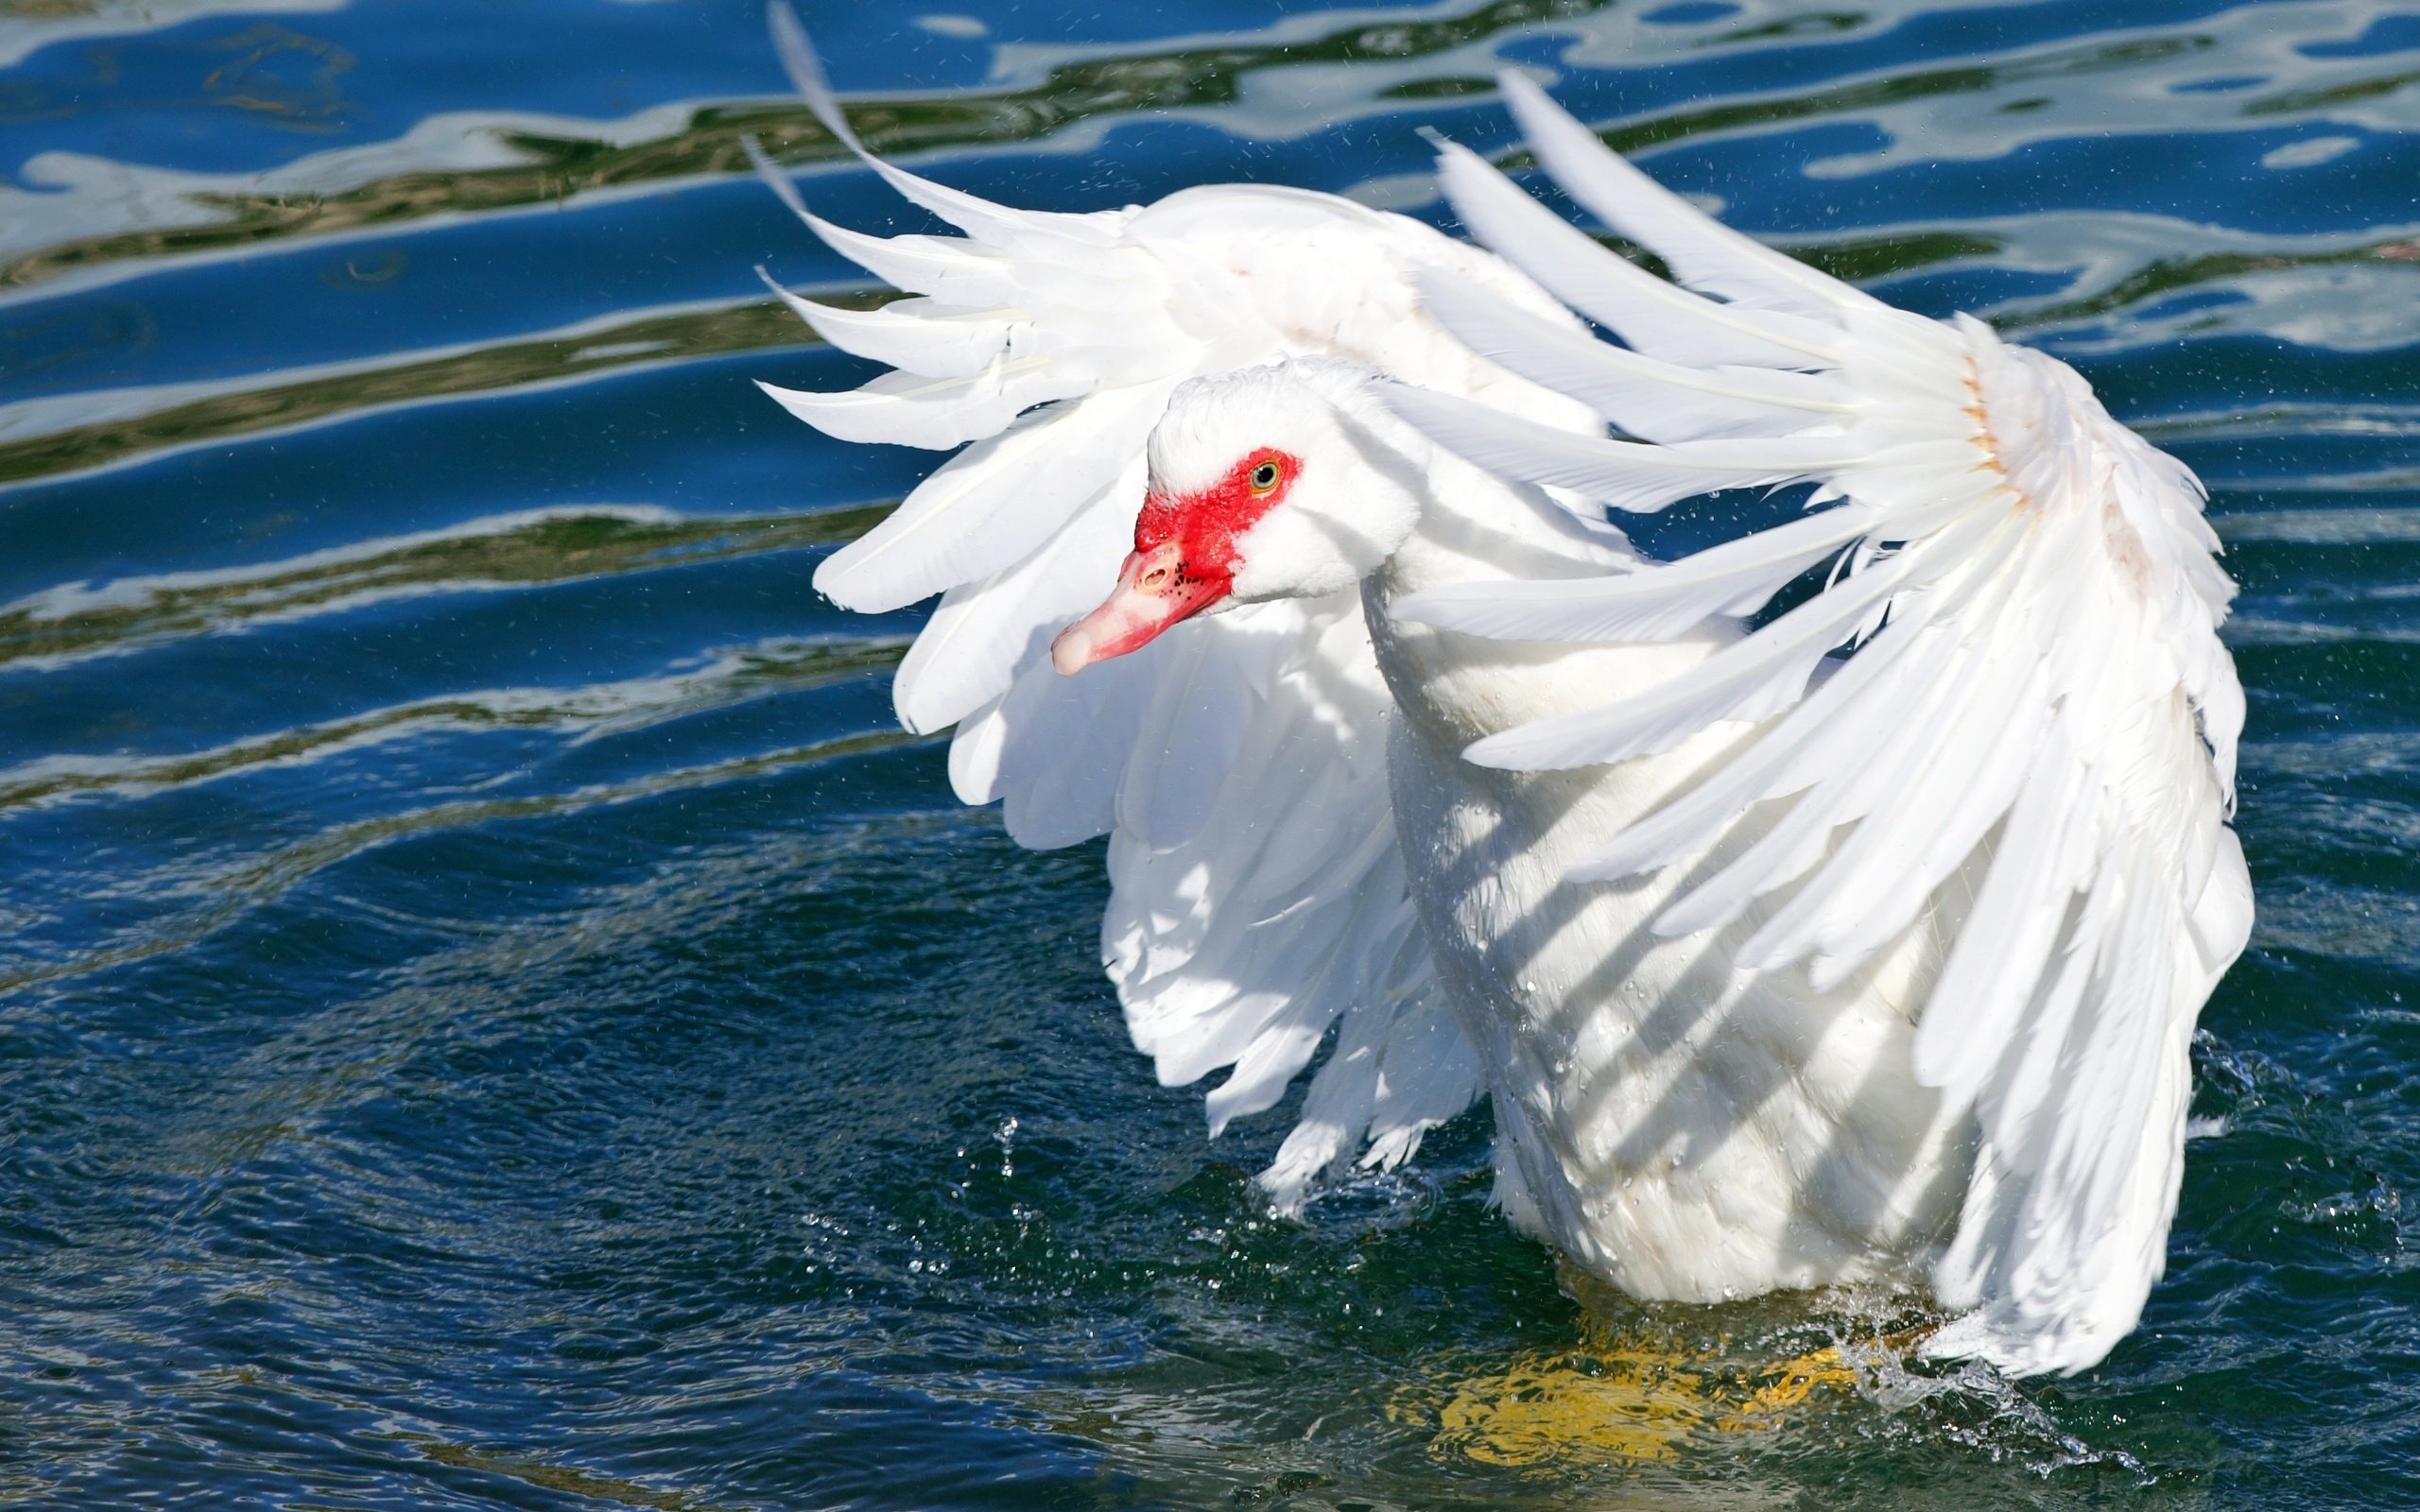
[2,1,2416,1505]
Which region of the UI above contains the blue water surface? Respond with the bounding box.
[0,0,2416,1507]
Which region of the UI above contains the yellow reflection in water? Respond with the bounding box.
[1397,1278,1936,1469]
[1404,1340,1860,1467]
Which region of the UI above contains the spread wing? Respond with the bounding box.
[754,7,1483,1205]
[1382,72,2252,1374]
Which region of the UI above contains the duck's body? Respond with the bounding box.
[1184,346,1979,1297]
[752,9,2249,1378]
[1370,492,1972,1302]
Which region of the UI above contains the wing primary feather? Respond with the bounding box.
[1394,111,2249,1374]
[1912,730,2096,1100]
[766,2,856,152]
[1649,624,1976,941]
[1676,529,2037,969]
[1430,141,1842,368]
[1465,552,1923,772]
[1497,69,1878,319]
[768,1,1117,250]
[1397,501,1878,643]
[786,212,1020,307]
[759,23,1490,1208]
[1566,611,1930,881]
[812,385,1162,610]
[740,132,815,228]
[755,266,1016,378]
[1378,384,1839,513]
[1415,270,1852,442]
[757,358,1085,452]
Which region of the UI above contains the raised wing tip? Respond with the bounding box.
[739,133,816,227]
[1496,66,1592,150]
[1495,66,1554,110]
[767,3,861,154]
[1426,133,1495,173]
[808,540,895,614]
[806,550,847,601]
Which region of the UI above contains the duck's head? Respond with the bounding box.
[1051,358,1423,674]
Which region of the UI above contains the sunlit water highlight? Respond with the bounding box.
[0,1,2415,1506]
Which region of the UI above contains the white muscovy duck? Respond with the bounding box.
[752,7,2251,1378]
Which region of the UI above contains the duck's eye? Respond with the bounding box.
[1249,460,1282,494]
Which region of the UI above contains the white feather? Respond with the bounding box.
[793,212,1023,308]
[891,458,1142,733]
[1404,163,2250,1373]
[769,1,1120,254]
[753,19,1527,1197]
[767,23,2251,1378]
[1377,383,1837,513]
[756,358,1085,451]
[1398,501,1879,643]
[1414,270,1850,441]
[1431,141,1841,369]
[759,273,1016,379]
[1496,69,1876,320]
[813,385,1166,612]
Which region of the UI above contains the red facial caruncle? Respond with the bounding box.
[1050,448,1302,674]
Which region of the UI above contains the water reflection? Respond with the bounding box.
[7,0,2415,303]
[0,722,921,995]
[0,1,2414,1506]
[0,296,832,487]
[3,0,1617,294]
[0,0,345,71]
[0,634,904,809]
[0,503,883,669]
